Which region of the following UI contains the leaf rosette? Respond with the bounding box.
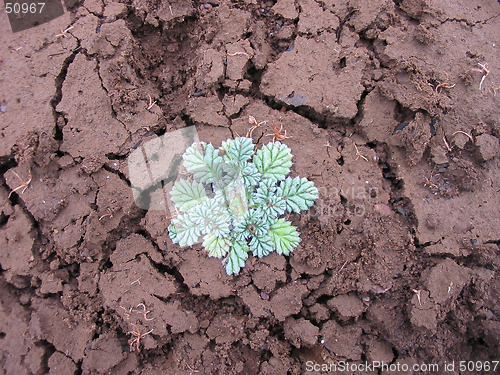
[168,136,318,275]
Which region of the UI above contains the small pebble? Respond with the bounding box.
[260,292,269,300]
[374,203,392,216]
[0,104,6,112]
[453,221,473,233]
[303,298,314,306]
[372,285,387,294]
[362,296,370,302]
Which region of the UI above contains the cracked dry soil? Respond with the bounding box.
[1,0,500,374]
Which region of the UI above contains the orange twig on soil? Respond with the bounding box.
[128,324,153,352]
[56,25,74,38]
[246,115,267,138]
[423,169,440,190]
[266,119,291,143]
[443,136,452,152]
[184,363,200,375]
[134,303,154,321]
[130,277,141,286]
[353,143,368,162]
[8,169,32,198]
[119,306,133,319]
[435,72,456,93]
[471,63,489,90]
[452,130,474,143]
[98,208,114,221]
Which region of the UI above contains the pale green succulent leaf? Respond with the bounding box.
[268,218,300,255]
[169,215,201,247]
[261,195,287,219]
[191,200,231,237]
[241,162,261,187]
[203,234,231,258]
[249,235,273,258]
[277,176,319,213]
[255,179,277,201]
[221,160,261,189]
[224,240,249,275]
[233,209,269,240]
[253,141,292,181]
[255,180,285,218]
[170,179,207,211]
[222,137,254,163]
[168,223,178,243]
[183,142,223,183]
[221,160,241,185]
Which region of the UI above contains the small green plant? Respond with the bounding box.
[168,137,318,275]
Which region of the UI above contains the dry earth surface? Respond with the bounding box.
[1,0,499,374]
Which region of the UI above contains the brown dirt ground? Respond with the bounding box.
[1,0,500,374]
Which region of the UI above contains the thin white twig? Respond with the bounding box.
[227,51,249,57]
[477,63,489,90]
[147,94,157,110]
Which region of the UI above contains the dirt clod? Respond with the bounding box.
[284,318,319,348]
[327,293,365,321]
[476,133,500,161]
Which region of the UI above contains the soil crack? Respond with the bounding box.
[95,61,131,138]
[50,46,81,143]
